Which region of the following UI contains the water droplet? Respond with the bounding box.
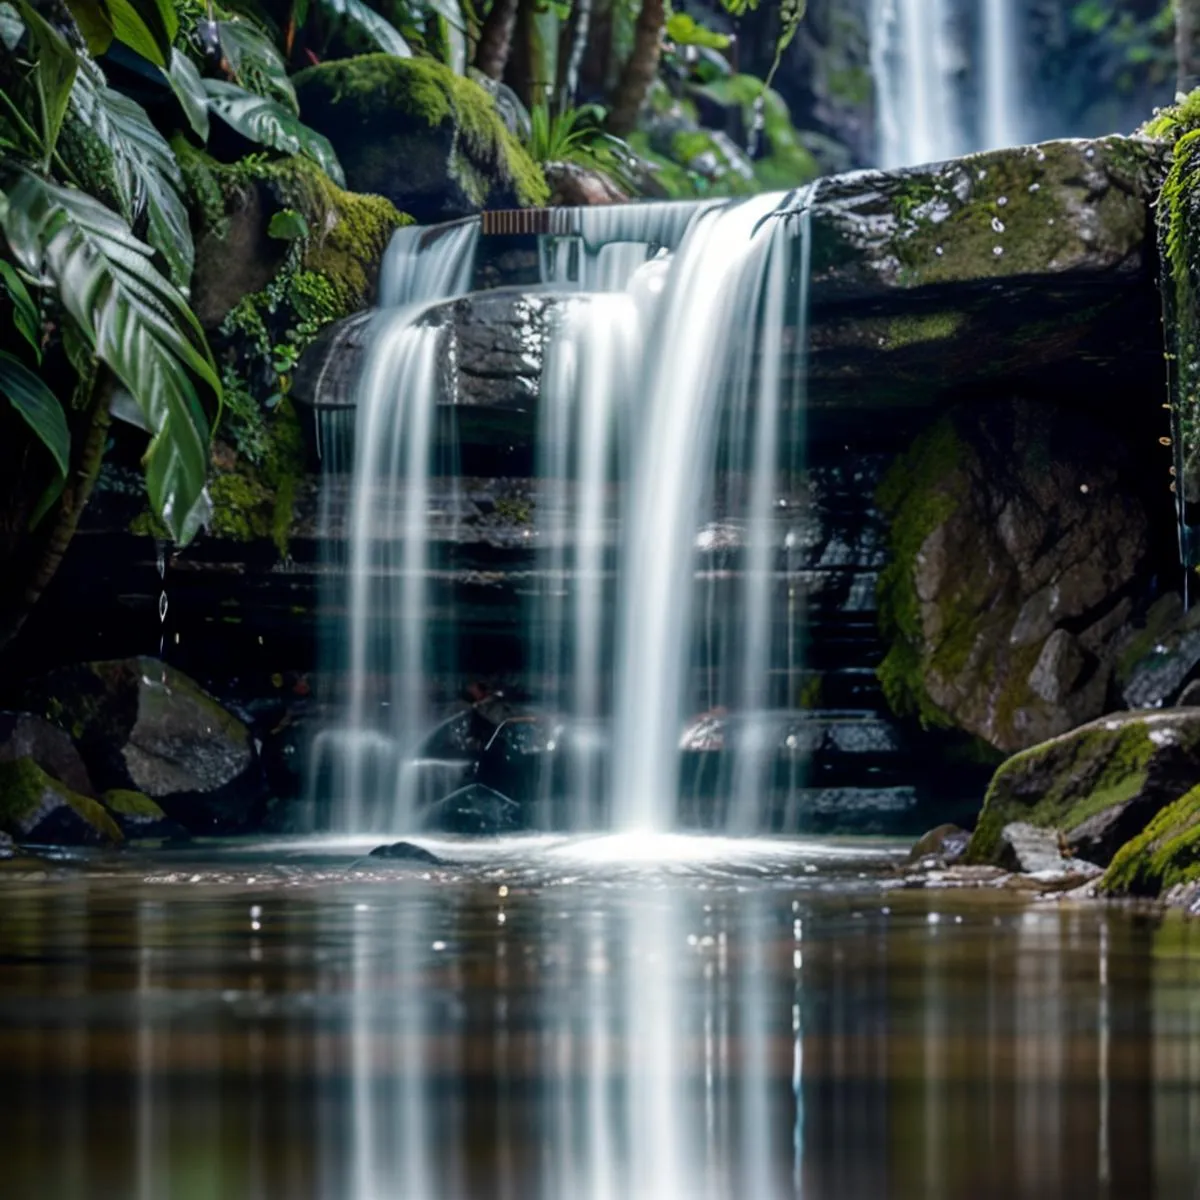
[935,246,944,256]
[1028,182,1040,193]
[992,217,1005,233]
[997,196,1008,207]
[993,246,1004,256]
[158,592,168,622]
[432,940,447,951]
[1080,484,1089,494]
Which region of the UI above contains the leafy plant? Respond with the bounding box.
[665,12,729,51]
[526,98,641,190]
[0,0,218,545]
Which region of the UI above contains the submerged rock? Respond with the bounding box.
[0,711,94,797]
[877,398,1150,752]
[25,659,260,834]
[293,55,548,223]
[966,709,1200,867]
[0,758,121,845]
[368,841,444,865]
[420,783,523,836]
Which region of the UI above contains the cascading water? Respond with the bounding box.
[871,0,965,168]
[982,0,1023,152]
[313,218,479,832]
[534,291,641,829]
[871,0,1026,167]
[610,190,807,833]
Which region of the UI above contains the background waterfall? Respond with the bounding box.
[872,0,1026,167]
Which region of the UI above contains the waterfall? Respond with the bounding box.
[610,191,807,832]
[535,292,641,829]
[318,187,814,835]
[981,0,1023,152]
[314,219,479,832]
[871,0,1025,168]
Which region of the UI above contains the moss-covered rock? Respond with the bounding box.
[25,658,261,834]
[966,709,1200,867]
[294,54,549,222]
[102,788,182,839]
[0,711,95,797]
[173,153,407,555]
[0,757,121,845]
[1101,784,1200,897]
[802,136,1163,303]
[877,398,1150,751]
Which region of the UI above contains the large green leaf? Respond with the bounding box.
[0,259,41,359]
[63,0,178,65]
[216,18,297,113]
[320,0,411,57]
[423,0,466,74]
[0,349,68,475]
[16,0,77,162]
[70,58,194,287]
[163,48,209,140]
[0,169,218,543]
[108,0,177,67]
[61,0,115,56]
[204,79,345,185]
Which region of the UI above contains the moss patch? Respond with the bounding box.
[875,417,967,726]
[0,757,122,844]
[1102,784,1200,896]
[103,788,167,821]
[294,54,549,211]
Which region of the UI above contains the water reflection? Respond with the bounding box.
[2,847,1200,1199]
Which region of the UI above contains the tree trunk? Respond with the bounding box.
[474,0,521,80]
[0,371,113,656]
[560,0,593,105]
[1178,0,1200,95]
[606,0,664,137]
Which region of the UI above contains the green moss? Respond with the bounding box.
[825,66,873,107]
[879,311,965,350]
[797,673,824,709]
[0,757,122,843]
[293,54,549,208]
[1102,784,1200,896]
[494,495,532,525]
[102,789,167,821]
[875,418,967,726]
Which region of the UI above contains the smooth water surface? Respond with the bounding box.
[3,838,1200,1200]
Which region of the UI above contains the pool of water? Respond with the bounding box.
[2,835,1199,1199]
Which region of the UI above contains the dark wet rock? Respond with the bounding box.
[967,709,1200,867]
[1120,594,1200,710]
[877,398,1150,752]
[1101,784,1200,898]
[419,783,523,835]
[293,55,547,223]
[25,658,261,835]
[995,822,1069,874]
[0,757,121,845]
[368,840,444,864]
[1002,859,1104,892]
[0,711,94,797]
[908,823,970,864]
[102,789,186,840]
[799,136,1161,303]
[544,161,629,207]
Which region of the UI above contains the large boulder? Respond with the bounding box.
[293,55,548,223]
[0,711,94,796]
[877,398,1151,751]
[26,659,261,833]
[966,709,1200,867]
[0,758,121,845]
